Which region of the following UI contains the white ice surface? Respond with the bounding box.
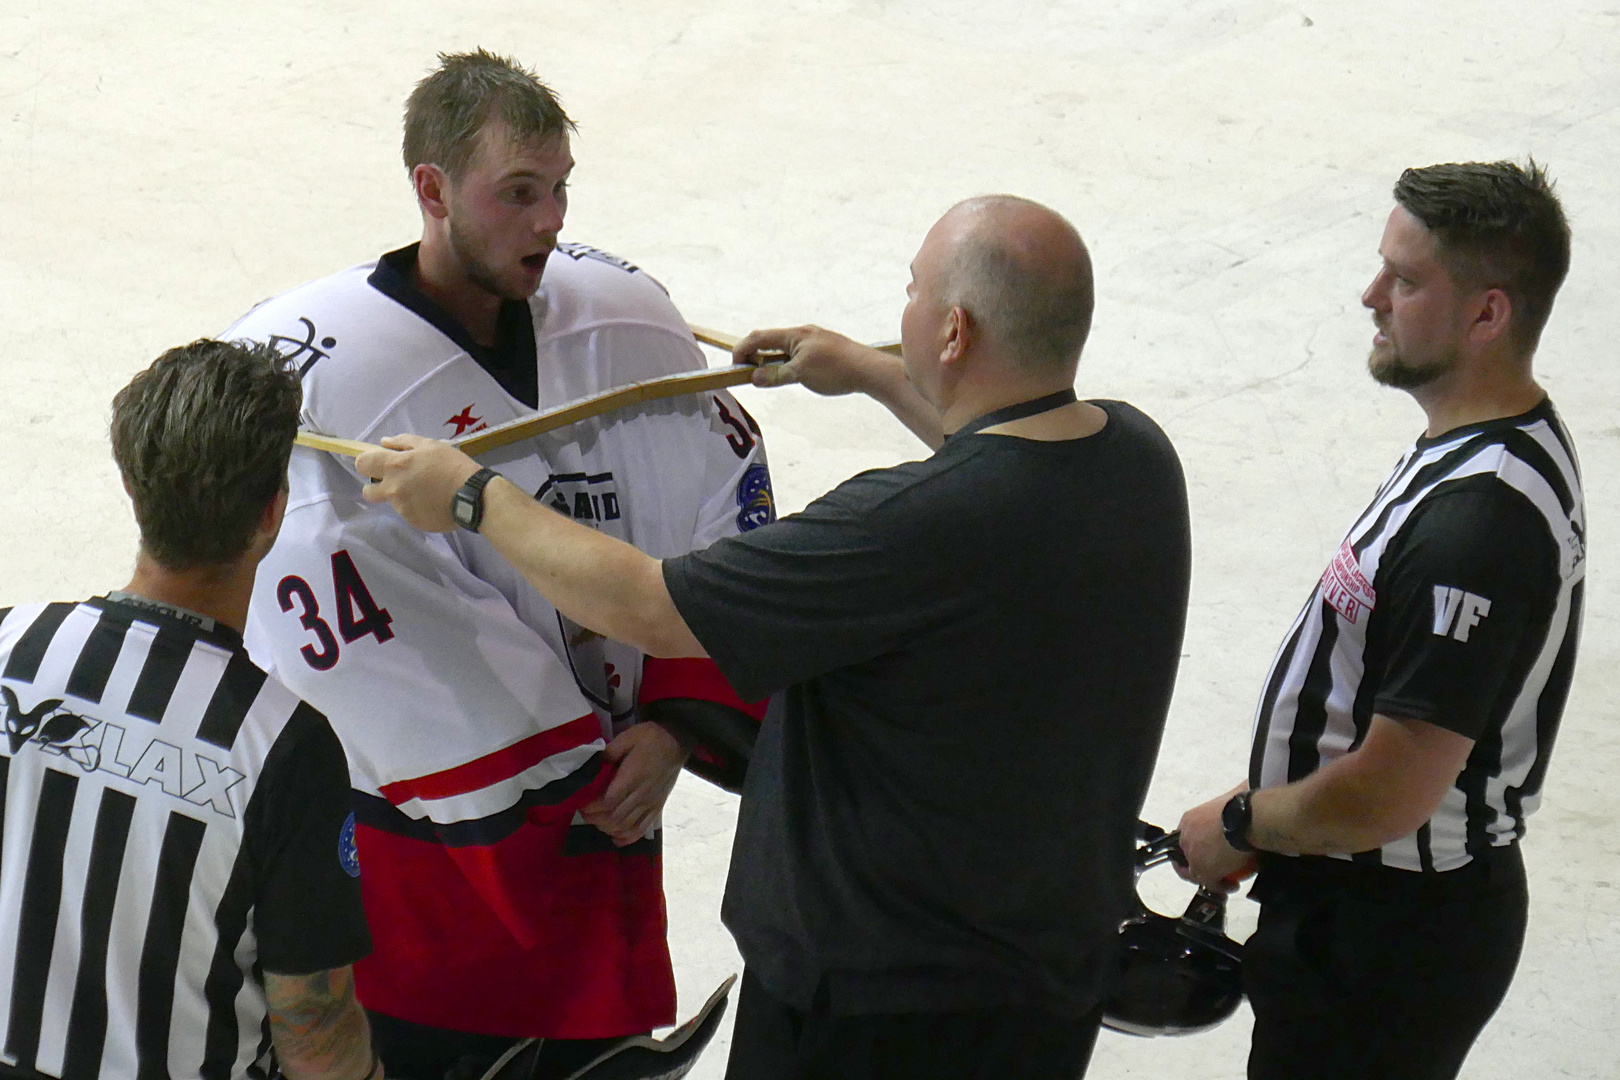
[2,3,1617,1077]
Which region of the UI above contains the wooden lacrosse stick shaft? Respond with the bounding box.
[293,365,769,460]
[295,431,382,457]
[293,323,903,459]
[687,324,743,352]
[455,364,771,456]
[689,323,902,358]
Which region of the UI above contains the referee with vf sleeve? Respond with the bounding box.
[1177,162,1584,1080]
[0,340,378,1079]
[358,194,1192,1080]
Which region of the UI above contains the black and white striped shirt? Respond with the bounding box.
[0,595,369,1080]
[1250,399,1584,873]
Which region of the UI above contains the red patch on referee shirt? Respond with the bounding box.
[1321,538,1376,624]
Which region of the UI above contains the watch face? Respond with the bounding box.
[1221,794,1243,826]
[452,492,477,529]
[452,469,496,532]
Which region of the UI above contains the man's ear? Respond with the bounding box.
[412,163,452,221]
[940,306,971,368]
[1468,287,1514,348]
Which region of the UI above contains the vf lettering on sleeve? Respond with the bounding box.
[1432,585,1492,642]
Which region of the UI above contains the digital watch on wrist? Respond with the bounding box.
[1221,790,1256,853]
[450,467,500,533]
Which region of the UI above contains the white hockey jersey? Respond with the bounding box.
[224,243,773,1037]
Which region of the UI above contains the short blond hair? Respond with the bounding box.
[403,48,575,178]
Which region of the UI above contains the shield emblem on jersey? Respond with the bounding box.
[735,464,775,532]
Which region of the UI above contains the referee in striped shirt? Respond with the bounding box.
[1178,161,1583,1080]
[0,341,378,1079]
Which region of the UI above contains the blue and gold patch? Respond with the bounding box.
[339,811,361,877]
[735,464,776,532]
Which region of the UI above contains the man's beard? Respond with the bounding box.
[448,218,533,302]
[1367,337,1457,390]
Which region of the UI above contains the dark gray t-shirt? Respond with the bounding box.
[663,399,1191,1017]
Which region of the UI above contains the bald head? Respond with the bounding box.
[931,195,1095,370]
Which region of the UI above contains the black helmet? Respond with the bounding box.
[1101,822,1245,1037]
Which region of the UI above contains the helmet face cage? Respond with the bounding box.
[1100,822,1246,1038]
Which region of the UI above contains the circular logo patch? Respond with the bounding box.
[338,811,360,878]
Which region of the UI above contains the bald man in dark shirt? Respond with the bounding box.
[357,196,1192,1080]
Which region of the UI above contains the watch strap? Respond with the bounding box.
[1222,790,1256,853]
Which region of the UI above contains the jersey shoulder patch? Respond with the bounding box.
[224,263,391,378]
[736,463,776,533]
[550,242,671,302]
[339,811,361,877]
[227,264,481,440]
[536,243,693,369]
[554,242,660,287]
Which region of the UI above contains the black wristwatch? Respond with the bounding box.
[450,468,501,533]
[1221,790,1256,853]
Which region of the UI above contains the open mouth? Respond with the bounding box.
[521,252,549,271]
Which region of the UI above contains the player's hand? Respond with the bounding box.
[582,722,689,847]
[357,435,481,532]
[1175,791,1258,891]
[734,325,892,396]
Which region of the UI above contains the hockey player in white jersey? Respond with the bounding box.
[225,50,770,1079]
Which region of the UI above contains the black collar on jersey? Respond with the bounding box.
[93,594,244,651]
[105,591,216,632]
[368,244,540,409]
[1413,394,1555,450]
[948,388,1079,440]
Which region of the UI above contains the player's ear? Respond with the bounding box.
[413,163,451,220]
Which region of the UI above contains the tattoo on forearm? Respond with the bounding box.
[1248,818,1306,855]
[266,966,377,1080]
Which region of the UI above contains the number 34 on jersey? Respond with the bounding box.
[276,550,395,671]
